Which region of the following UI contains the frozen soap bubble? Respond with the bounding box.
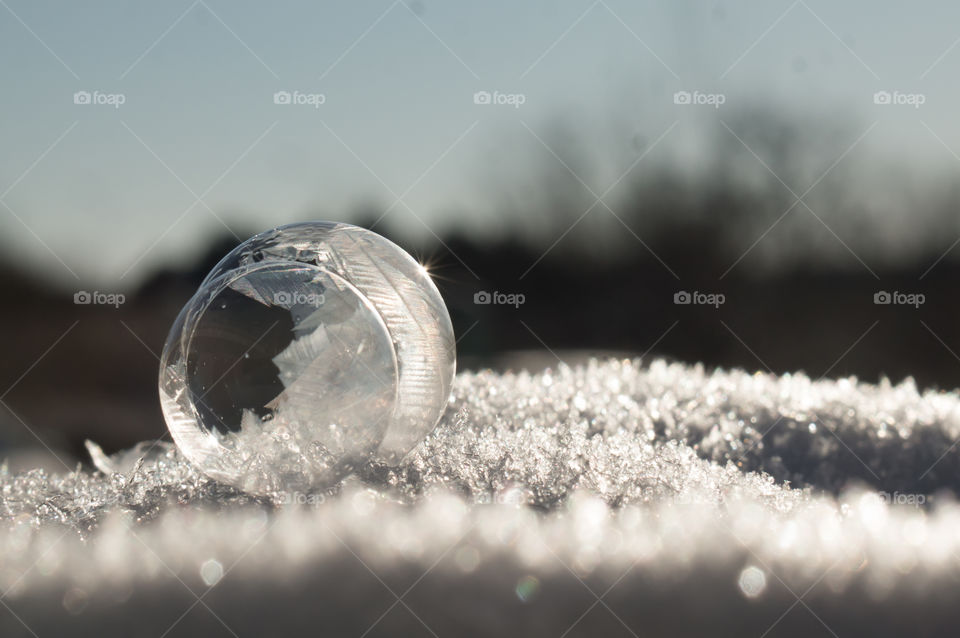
[159,222,456,495]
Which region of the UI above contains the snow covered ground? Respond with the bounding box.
[3,358,960,637]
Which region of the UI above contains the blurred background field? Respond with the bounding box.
[3,0,960,460]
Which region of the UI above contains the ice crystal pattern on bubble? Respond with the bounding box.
[158,222,456,495]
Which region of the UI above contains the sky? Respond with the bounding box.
[3,0,960,288]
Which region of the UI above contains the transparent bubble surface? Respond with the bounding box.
[159,222,456,495]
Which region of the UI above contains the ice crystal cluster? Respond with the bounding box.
[4,358,960,636]
[159,222,455,496]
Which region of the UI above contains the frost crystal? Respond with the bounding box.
[3,358,960,636]
[158,222,456,495]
